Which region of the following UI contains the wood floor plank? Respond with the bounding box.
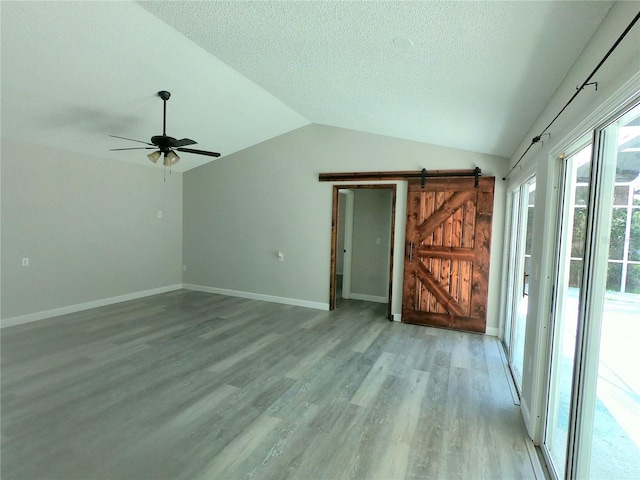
[349,321,386,353]
[207,332,282,372]
[197,413,282,479]
[350,351,396,407]
[285,336,342,380]
[0,291,538,480]
[372,440,411,480]
[389,369,431,445]
[226,401,321,480]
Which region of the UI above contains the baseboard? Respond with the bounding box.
[182,284,330,311]
[485,326,499,337]
[348,293,388,303]
[1,284,183,328]
[393,313,402,322]
[521,398,535,439]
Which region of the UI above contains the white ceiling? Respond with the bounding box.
[2,1,614,171]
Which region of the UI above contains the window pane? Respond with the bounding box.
[525,204,535,255]
[608,208,627,260]
[630,209,640,262]
[615,154,640,183]
[577,163,591,183]
[613,186,629,206]
[572,208,588,257]
[569,259,583,288]
[626,264,640,294]
[592,291,640,479]
[575,185,590,205]
[606,262,622,292]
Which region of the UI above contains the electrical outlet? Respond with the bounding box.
[278,252,284,262]
[22,257,29,267]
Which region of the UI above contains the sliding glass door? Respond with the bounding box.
[504,177,536,390]
[543,102,640,479]
[544,141,592,479]
[584,104,640,479]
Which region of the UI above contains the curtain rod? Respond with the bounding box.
[503,9,640,181]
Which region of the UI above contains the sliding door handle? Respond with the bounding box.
[409,241,414,262]
[523,272,530,297]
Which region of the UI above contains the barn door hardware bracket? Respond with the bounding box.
[577,81,598,92]
[474,167,481,188]
[421,168,427,188]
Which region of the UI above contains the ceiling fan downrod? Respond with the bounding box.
[158,90,170,137]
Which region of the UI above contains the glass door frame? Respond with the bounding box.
[502,188,520,355]
[541,96,640,480]
[503,175,536,392]
[568,106,634,480]
[541,136,593,480]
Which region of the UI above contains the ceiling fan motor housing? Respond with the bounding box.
[151,135,178,152]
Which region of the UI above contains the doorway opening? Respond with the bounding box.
[329,184,396,319]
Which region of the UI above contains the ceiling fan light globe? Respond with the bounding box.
[147,151,161,163]
[164,150,180,166]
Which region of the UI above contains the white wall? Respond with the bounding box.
[350,189,392,301]
[183,124,508,331]
[504,1,640,439]
[0,140,183,323]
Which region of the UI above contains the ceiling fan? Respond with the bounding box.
[110,90,220,166]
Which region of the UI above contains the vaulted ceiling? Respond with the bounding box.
[1,1,614,171]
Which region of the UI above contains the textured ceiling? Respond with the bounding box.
[2,1,614,171]
[139,0,614,159]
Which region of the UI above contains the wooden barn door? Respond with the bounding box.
[402,176,495,333]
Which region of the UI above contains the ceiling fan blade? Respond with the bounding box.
[176,147,221,157]
[110,147,156,151]
[171,138,197,147]
[109,135,154,146]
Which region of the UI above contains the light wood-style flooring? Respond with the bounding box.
[1,290,537,479]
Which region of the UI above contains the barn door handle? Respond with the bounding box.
[409,241,414,262]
